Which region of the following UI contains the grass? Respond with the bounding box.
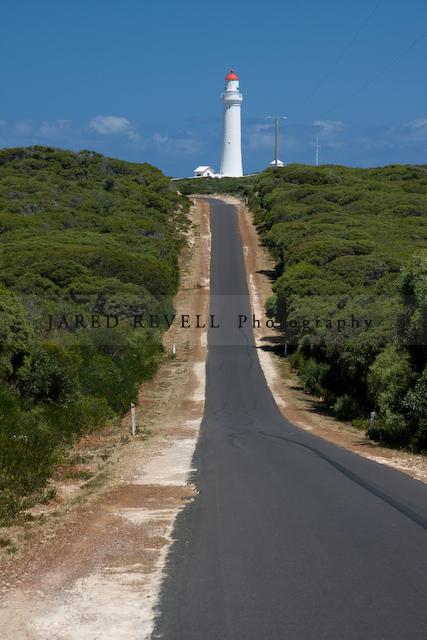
[80,471,108,492]
[5,546,17,554]
[68,454,95,465]
[135,426,152,439]
[98,449,113,462]
[0,537,13,547]
[64,469,94,481]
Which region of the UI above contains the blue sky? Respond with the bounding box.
[0,0,426,177]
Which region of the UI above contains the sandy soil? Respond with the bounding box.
[2,195,427,639]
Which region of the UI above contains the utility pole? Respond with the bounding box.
[314,136,321,166]
[266,116,287,166]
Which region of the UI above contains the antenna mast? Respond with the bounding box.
[314,137,321,166]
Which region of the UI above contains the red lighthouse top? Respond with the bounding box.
[225,69,239,80]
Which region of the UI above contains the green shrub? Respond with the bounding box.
[367,345,416,415]
[333,395,363,421]
[299,357,329,397]
[246,163,427,449]
[287,349,305,370]
[0,393,57,516]
[352,418,370,430]
[41,396,113,443]
[17,342,80,404]
[0,285,33,375]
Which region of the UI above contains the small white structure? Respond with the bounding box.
[270,159,284,167]
[194,165,215,178]
[220,70,243,178]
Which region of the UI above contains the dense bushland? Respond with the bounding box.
[248,164,427,450]
[0,146,190,518]
[176,175,255,198]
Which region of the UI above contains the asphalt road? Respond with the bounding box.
[153,198,427,639]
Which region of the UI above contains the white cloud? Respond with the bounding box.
[409,118,427,130]
[244,122,275,150]
[147,132,204,156]
[89,115,139,140]
[15,120,33,134]
[10,119,79,140]
[246,132,275,151]
[325,141,345,150]
[127,130,141,142]
[39,119,72,137]
[152,133,168,144]
[89,115,131,135]
[358,118,427,150]
[313,119,345,135]
[252,123,272,133]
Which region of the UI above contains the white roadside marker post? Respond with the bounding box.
[131,403,136,436]
[173,344,176,355]
[194,198,196,205]
[370,411,375,432]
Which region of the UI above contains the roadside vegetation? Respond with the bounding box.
[177,175,255,199]
[177,164,427,452]
[251,164,427,451]
[0,146,190,520]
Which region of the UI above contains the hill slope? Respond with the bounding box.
[249,164,427,450]
[0,146,190,517]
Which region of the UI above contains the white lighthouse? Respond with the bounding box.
[220,70,243,177]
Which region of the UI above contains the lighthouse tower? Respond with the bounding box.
[220,70,243,177]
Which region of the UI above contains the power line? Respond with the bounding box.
[288,0,383,116]
[313,27,427,119]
